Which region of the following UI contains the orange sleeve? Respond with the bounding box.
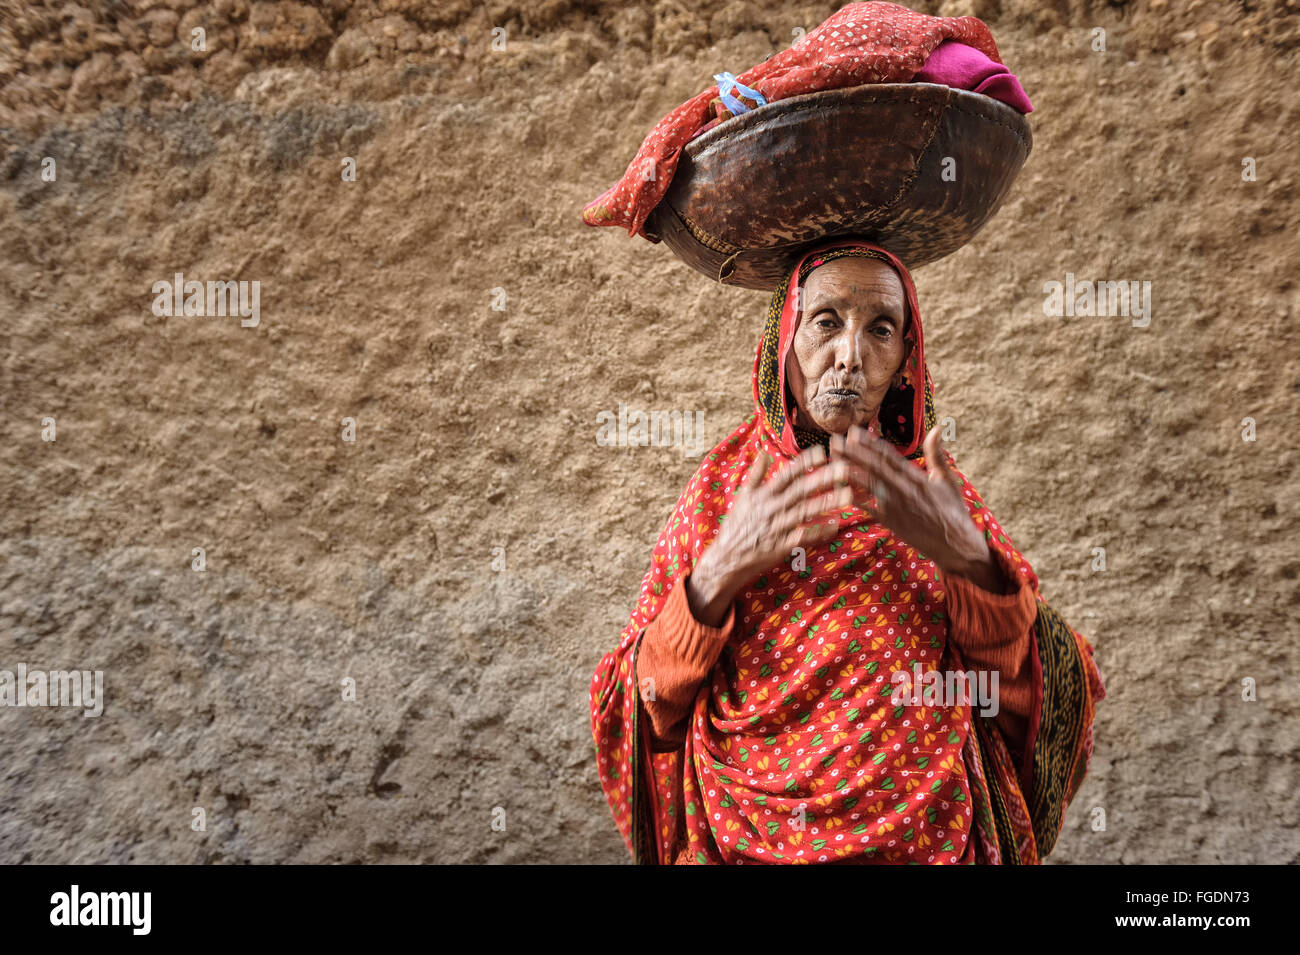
[942,558,1039,762]
[634,575,736,751]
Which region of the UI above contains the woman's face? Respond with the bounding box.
[786,256,912,435]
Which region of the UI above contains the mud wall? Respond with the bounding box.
[0,0,1297,862]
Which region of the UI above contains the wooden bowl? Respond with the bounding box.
[643,83,1032,290]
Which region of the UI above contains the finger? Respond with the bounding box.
[923,426,962,493]
[791,485,855,527]
[923,427,941,468]
[766,480,849,538]
[836,460,878,495]
[767,443,829,497]
[842,457,927,524]
[741,451,771,495]
[922,427,943,481]
[832,454,900,497]
[844,423,877,454]
[827,434,863,481]
[832,426,898,474]
[850,428,926,490]
[775,458,847,513]
[833,430,923,512]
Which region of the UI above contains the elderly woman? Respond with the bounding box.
[590,239,1105,865]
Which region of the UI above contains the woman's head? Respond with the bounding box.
[753,239,930,459]
[786,255,913,436]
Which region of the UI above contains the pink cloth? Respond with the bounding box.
[913,39,1033,113]
[686,39,1031,144]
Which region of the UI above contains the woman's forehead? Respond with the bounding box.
[803,257,906,307]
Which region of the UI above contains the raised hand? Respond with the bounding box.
[828,424,1010,593]
[685,444,853,626]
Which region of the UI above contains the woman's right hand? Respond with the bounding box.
[685,445,851,627]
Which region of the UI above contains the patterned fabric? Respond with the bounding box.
[589,239,1105,864]
[581,1,1007,238]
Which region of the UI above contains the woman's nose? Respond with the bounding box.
[836,334,862,373]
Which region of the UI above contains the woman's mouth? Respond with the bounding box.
[823,388,859,401]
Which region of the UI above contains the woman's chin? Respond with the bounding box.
[806,404,860,435]
[806,397,878,433]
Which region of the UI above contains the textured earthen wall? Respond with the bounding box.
[0,0,1297,863]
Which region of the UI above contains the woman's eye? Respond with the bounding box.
[872,324,893,337]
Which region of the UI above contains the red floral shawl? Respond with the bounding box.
[581,1,1006,238]
[589,240,1105,864]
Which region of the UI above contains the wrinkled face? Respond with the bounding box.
[786,256,912,435]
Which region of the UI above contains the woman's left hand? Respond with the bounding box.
[828,424,1010,593]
